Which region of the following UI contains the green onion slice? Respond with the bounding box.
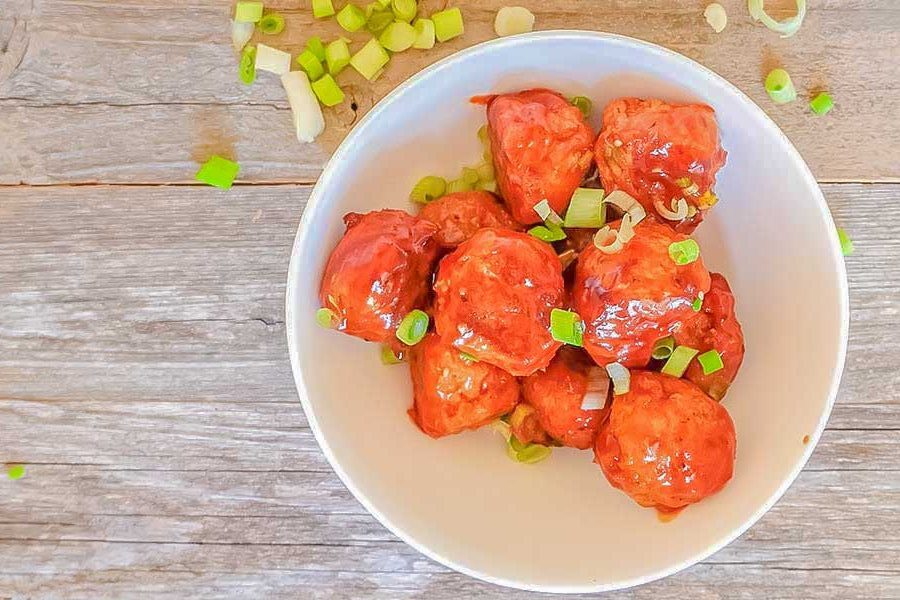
[410,176,447,204]
[604,190,646,225]
[325,39,351,75]
[837,227,854,256]
[232,20,254,52]
[391,0,417,22]
[337,3,367,32]
[476,180,498,193]
[380,345,403,365]
[195,155,240,189]
[366,9,394,33]
[692,291,705,312]
[460,167,479,185]
[316,307,338,329]
[312,0,336,18]
[238,45,257,85]
[549,308,584,347]
[234,1,264,23]
[396,309,429,345]
[661,345,699,377]
[494,6,535,37]
[570,96,592,119]
[306,36,327,62]
[533,199,564,226]
[255,43,292,75]
[765,68,797,104]
[528,223,567,243]
[668,239,701,265]
[748,0,807,38]
[6,464,25,480]
[515,443,552,464]
[654,197,689,221]
[810,92,834,116]
[258,13,285,34]
[413,18,436,49]
[446,178,473,194]
[697,349,724,375]
[432,7,464,42]
[350,37,390,81]
[296,49,325,81]
[563,187,605,228]
[651,336,675,361]
[311,74,345,107]
[606,362,630,395]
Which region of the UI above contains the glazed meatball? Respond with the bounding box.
[319,210,439,345]
[419,190,522,248]
[522,347,609,449]
[674,273,745,400]
[572,218,711,368]
[595,98,727,231]
[408,333,519,438]
[433,228,565,376]
[594,371,736,510]
[484,88,594,224]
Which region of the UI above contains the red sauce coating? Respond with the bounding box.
[572,218,711,367]
[674,272,745,400]
[485,89,594,224]
[522,347,609,449]
[408,333,519,438]
[433,228,565,376]
[595,98,726,232]
[418,190,522,248]
[594,371,736,510]
[319,210,439,345]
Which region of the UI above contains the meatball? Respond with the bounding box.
[419,190,521,248]
[595,98,727,231]
[319,210,439,345]
[433,228,565,376]
[593,371,736,510]
[674,273,745,400]
[484,88,594,224]
[522,347,609,449]
[408,333,519,438]
[572,218,711,368]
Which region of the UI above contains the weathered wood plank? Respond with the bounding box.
[1,0,899,183]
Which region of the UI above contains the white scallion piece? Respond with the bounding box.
[231,20,254,53]
[704,3,727,33]
[256,43,292,75]
[533,199,563,225]
[748,0,806,38]
[494,6,535,37]
[654,197,689,221]
[604,190,646,225]
[281,71,325,143]
[580,367,609,411]
[606,362,630,395]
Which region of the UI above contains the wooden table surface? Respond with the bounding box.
[1,1,898,598]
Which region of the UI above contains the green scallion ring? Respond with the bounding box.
[410,175,447,204]
[239,45,257,85]
[697,349,724,375]
[515,443,552,464]
[549,308,583,346]
[651,336,675,361]
[765,68,797,104]
[316,307,338,329]
[396,309,429,345]
[692,291,705,312]
[809,92,834,115]
[661,345,699,377]
[366,9,394,33]
[258,13,285,34]
[668,239,701,265]
[570,95,592,119]
[380,345,403,365]
[837,227,854,256]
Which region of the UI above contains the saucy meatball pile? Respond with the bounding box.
[318,88,744,514]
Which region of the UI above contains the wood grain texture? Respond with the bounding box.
[1,183,898,598]
[1,0,899,184]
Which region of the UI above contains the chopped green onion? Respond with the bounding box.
[654,197,689,221]
[379,21,417,52]
[375,0,391,7]
[366,9,394,33]
[549,308,584,347]
[232,20,254,52]
[325,38,351,75]
[432,7,464,42]
[337,3,367,32]
[396,309,429,345]
[668,239,701,265]
[311,74,345,107]
[494,6,535,37]
[446,178,473,194]
[312,0,336,18]
[516,443,552,464]
[651,336,675,360]
[410,175,446,203]
[529,222,567,243]
[459,351,478,363]
[381,345,403,364]
[477,124,490,147]
[306,37,327,62]
[461,167,479,185]
[296,49,325,81]
[255,43,292,75]
[604,190,646,225]
[837,227,854,256]
[606,362,630,395]
[350,37,390,81]
[563,187,605,228]
[475,162,494,182]
[704,2,728,33]
[533,199,564,226]
[316,307,338,328]
[748,0,806,38]
[258,13,285,34]
[810,92,834,115]
[238,45,257,85]
[6,464,25,480]
[282,71,326,143]
[697,349,724,375]
[391,0,417,22]
[765,68,797,104]
[413,18,435,49]
[234,1,264,23]
[195,155,239,189]
[692,291,705,312]
[661,345,699,377]
[570,96,592,119]
[476,180,498,193]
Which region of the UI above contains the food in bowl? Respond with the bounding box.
[315,87,745,514]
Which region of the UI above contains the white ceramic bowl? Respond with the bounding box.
[286,32,848,593]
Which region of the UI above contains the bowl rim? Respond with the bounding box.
[285,30,850,593]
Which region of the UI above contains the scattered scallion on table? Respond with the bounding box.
[837,227,854,256]
[306,37,327,62]
[195,155,240,189]
[350,38,390,81]
[297,49,325,80]
[234,1,264,23]
[312,0,336,19]
[494,6,535,37]
[325,39,351,75]
[6,464,25,480]
[391,0,418,23]
[765,68,797,104]
[809,92,834,115]
[311,74,345,107]
[258,13,285,34]
[380,21,417,52]
[413,18,436,49]
[337,3,367,32]
[255,43,292,75]
[238,45,257,85]
[432,7,464,42]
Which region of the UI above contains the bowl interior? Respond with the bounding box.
[287,32,847,592]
